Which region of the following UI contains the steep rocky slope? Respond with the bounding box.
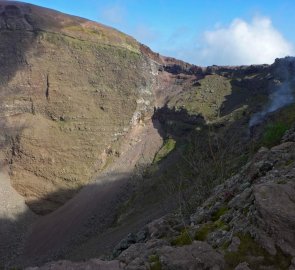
[29,124,295,270]
[111,126,295,270]
[1,1,295,270]
[0,1,159,214]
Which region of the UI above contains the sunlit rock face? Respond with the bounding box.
[0,1,158,214]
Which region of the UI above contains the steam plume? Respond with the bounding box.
[249,57,295,127]
[249,81,294,127]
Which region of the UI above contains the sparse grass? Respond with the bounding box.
[284,159,294,167]
[214,219,230,231]
[168,75,232,121]
[211,205,229,221]
[194,207,230,241]
[44,30,140,53]
[221,241,231,250]
[261,122,289,147]
[153,138,176,163]
[195,222,216,241]
[63,23,139,51]
[224,233,292,270]
[171,229,192,246]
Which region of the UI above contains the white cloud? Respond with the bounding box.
[195,17,294,66]
[101,4,126,24]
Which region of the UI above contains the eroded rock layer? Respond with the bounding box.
[0,1,158,214]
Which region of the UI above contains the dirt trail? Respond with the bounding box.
[23,119,163,266]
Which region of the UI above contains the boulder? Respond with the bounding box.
[254,182,295,256]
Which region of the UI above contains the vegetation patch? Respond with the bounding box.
[168,75,232,121]
[214,219,230,231]
[257,104,295,149]
[261,122,289,147]
[242,206,250,215]
[284,159,294,167]
[224,233,292,269]
[149,254,162,270]
[220,241,231,250]
[194,222,216,241]
[171,229,192,246]
[211,205,229,221]
[153,138,176,163]
[195,217,230,242]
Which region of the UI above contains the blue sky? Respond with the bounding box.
[19,0,295,66]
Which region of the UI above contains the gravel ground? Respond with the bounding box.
[0,166,37,269]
